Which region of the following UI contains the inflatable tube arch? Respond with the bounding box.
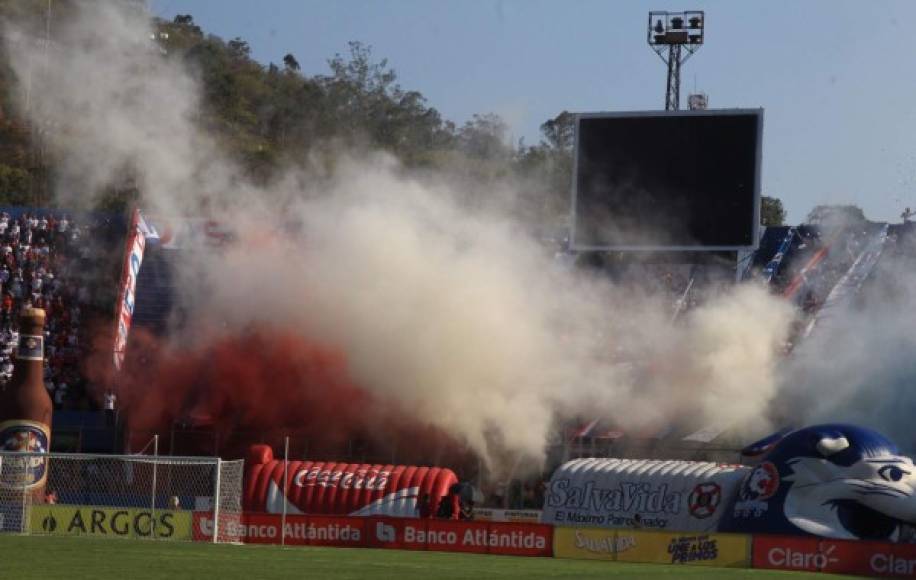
[243,444,459,517]
[542,458,747,531]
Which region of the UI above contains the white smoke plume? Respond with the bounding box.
[1,0,233,215]
[777,248,916,452]
[3,1,798,467]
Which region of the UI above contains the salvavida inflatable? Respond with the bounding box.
[543,424,916,542]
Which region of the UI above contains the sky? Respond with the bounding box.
[147,0,916,224]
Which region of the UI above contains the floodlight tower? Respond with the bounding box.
[647,11,704,110]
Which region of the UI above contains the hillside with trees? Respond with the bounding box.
[0,5,793,235]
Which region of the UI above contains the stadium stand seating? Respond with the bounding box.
[563,218,914,463]
[0,207,127,452]
[0,211,89,410]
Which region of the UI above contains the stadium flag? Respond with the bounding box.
[136,210,159,241]
[782,232,841,300]
[593,428,624,440]
[800,224,889,341]
[670,276,695,323]
[761,227,796,284]
[112,208,148,371]
[570,418,600,440]
[740,427,793,457]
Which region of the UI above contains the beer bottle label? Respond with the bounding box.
[17,334,43,361]
[0,420,50,489]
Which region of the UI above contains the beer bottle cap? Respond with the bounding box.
[19,307,46,335]
[21,307,46,322]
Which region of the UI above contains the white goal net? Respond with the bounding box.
[0,451,243,543]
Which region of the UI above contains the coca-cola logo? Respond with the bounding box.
[293,467,389,491]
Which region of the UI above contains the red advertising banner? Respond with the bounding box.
[192,512,552,557]
[364,517,552,556]
[365,517,419,551]
[423,519,491,554]
[293,515,365,548]
[752,535,916,577]
[486,521,554,557]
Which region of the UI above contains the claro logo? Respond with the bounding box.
[870,553,916,576]
[767,544,838,570]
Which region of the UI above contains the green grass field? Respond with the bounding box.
[0,536,865,579]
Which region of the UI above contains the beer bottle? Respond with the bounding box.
[0,307,52,493]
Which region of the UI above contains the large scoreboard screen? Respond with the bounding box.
[571,109,762,251]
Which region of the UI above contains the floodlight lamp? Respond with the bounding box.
[654,19,664,34]
[689,16,702,29]
[670,17,683,30]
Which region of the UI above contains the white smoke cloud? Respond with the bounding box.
[3,1,799,467]
[778,251,916,452]
[2,0,232,215]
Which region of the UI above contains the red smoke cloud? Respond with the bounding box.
[90,326,475,469]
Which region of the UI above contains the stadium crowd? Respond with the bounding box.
[0,211,93,411]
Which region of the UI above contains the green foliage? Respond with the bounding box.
[0,5,876,237]
[806,204,867,225]
[0,163,31,205]
[512,111,576,229]
[0,8,573,222]
[282,53,300,72]
[761,196,786,226]
[539,110,575,152]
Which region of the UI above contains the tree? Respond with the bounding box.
[806,204,867,225]
[761,196,786,226]
[539,111,575,153]
[227,37,251,60]
[457,113,510,160]
[282,53,300,72]
[0,164,31,205]
[170,13,202,37]
[321,42,453,161]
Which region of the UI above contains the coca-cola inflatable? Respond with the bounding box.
[243,444,458,517]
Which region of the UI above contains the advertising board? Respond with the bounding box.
[30,505,190,540]
[193,512,365,547]
[554,527,749,567]
[193,513,552,556]
[553,526,620,561]
[542,458,746,532]
[614,530,749,567]
[752,535,916,577]
[472,508,542,523]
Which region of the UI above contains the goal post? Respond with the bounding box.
[0,451,243,543]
